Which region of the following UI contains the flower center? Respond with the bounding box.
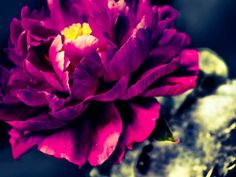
[61,23,92,41]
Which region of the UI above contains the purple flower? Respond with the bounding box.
[0,0,199,166]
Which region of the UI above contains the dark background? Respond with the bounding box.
[0,0,236,177]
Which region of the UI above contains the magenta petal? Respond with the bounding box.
[150,32,190,64]
[152,6,179,44]
[46,93,66,112]
[88,103,122,166]
[7,68,28,88]
[39,103,122,166]
[105,26,151,81]
[142,49,199,97]
[10,18,23,45]
[124,98,160,148]
[38,128,88,167]
[8,21,27,66]
[86,0,118,46]
[24,60,64,91]
[47,0,64,29]
[136,0,153,26]
[142,76,198,97]
[15,31,27,57]
[49,35,70,91]
[158,5,179,22]
[16,89,48,107]
[9,129,43,159]
[112,98,160,160]
[121,57,180,100]
[50,101,89,121]
[71,52,103,100]
[20,6,58,43]
[64,36,98,65]
[21,18,57,44]
[9,113,66,131]
[89,75,129,102]
[0,90,21,104]
[158,29,177,46]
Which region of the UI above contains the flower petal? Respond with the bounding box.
[89,75,129,102]
[38,128,88,167]
[142,49,199,97]
[49,35,70,91]
[16,89,48,107]
[121,57,180,100]
[112,98,160,161]
[104,23,151,81]
[38,103,122,167]
[64,35,98,66]
[9,129,43,159]
[10,18,23,45]
[50,101,89,121]
[24,60,64,92]
[158,5,179,22]
[150,32,190,64]
[9,113,66,131]
[120,98,160,148]
[152,6,179,44]
[88,103,123,166]
[47,0,65,29]
[71,52,103,100]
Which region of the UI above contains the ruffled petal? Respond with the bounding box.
[7,18,27,66]
[71,52,103,100]
[64,35,98,66]
[24,60,64,92]
[121,57,180,100]
[112,98,160,162]
[10,18,23,45]
[16,89,48,107]
[7,68,29,89]
[122,98,160,148]
[88,103,122,166]
[21,18,57,46]
[142,49,199,97]
[86,0,119,46]
[150,32,190,64]
[9,113,66,131]
[152,6,179,44]
[135,0,153,26]
[38,128,88,167]
[47,0,65,29]
[49,35,70,91]
[50,101,89,121]
[89,75,129,102]
[105,23,151,81]
[38,103,122,167]
[9,129,43,159]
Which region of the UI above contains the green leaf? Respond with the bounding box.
[149,116,177,143]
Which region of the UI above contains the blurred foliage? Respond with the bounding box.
[90,48,236,177]
[199,48,228,78]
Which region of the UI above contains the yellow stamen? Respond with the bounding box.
[61,23,92,41]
